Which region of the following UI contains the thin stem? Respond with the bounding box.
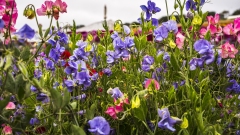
[27,40,44,64]
[165,0,169,20]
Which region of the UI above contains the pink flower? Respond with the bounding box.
[5,102,15,110]
[115,103,124,113]
[220,42,238,58]
[105,106,118,119]
[36,1,54,16]
[2,125,12,134]
[175,32,185,49]
[53,0,67,13]
[223,18,240,35]
[199,28,207,38]
[145,79,160,90]
[207,14,219,25]
[238,34,240,44]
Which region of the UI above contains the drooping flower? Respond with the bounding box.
[88,116,110,135]
[14,24,35,39]
[220,42,238,58]
[157,108,182,132]
[5,102,15,110]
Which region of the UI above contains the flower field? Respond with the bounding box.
[0,0,240,134]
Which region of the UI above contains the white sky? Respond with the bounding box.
[14,0,240,30]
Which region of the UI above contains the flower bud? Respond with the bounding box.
[24,8,35,19]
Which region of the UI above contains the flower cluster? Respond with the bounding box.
[154,20,178,42]
[186,0,205,11]
[37,0,67,20]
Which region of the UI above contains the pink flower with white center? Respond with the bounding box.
[36,1,54,16]
[105,106,118,119]
[53,0,67,13]
[220,42,238,58]
[175,32,185,49]
[5,102,15,110]
[145,79,160,90]
[2,125,12,135]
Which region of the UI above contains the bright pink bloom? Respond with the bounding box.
[199,28,207,38]
[53,0,67,13]
[5,102,15,109]
[36,1,54,16]
[220,42,238,58]
[145,79,160,90]
[2,125,12,134]
[237,34,240,43]
[207,14,219,25]
[115,103,124,113]
[176,32,185,49]
[223,18,240,35]
[105,106,118,119]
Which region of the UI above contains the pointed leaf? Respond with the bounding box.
[71,125,86,135]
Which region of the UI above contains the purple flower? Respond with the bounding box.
[194,39,214,55]
[14,24,35,39]
[106,51,116,64]
[34,69,42,79]
[64,80,74,92]
[49,43,65,61]
[91,73,99,81]
[123,25,130,35]
[189,58,204,70]
[0,19,4,29]
[140,0,161,20]
[88,116,110,135]
[111,31,119,40]
[64,61,78,75]
[162,20,178,34]
[154,25,168,42]
[75,71,91,87]
[36,93,49,103]
[226,79,240,93]
[103,68,112,76]
[201,53,215,65]
[30,85,38,93]
[186,0,205,11]
[107,87,124,99]
[75,93,86,100]
[142,55,154,72]
[124,37,135,48]
[77,110,86,115]
[157,108,182,132]
[45,59,55,71]
[30,118,40,125]
[57,31,68,44]
[71,48,88,61]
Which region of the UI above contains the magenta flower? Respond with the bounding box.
[53,0,67,13]
[37,1,54,16]
[105,106,118,119]
[145,79,160,90]
[223,18,240,35]
[5,102,15,110]
[220,42,238,58]
[175,32,185,49]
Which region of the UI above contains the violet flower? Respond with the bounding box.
[88,116,110,135]
[142,55,154,72]
[30,118,40,125]
[75,71,91,87]
[64,80,74,92]
[14,24,35,39]
[107,87,124,100]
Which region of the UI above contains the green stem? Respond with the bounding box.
[142,121,154,135]
[165,0,169,20]
[67,105,79,126]
[27,40,44,64]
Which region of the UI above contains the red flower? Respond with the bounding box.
[61,50,71,60]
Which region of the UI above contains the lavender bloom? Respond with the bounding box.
[14,24,35,39]
[49,43,65,61]
[103,68,112,76]
[107,87,124,99]
[189,58,203,70]
[64,80,74,92]
[34,69,42,79]
[186,11,194,19]
[57,31,68,44]
[186,0,205,11]
[202,53,215,65]
[140,0,161,20]
[162,20,178,34]
[88,116,110,135]
[194,39,214,55]
[154,25,169,42]
[106,51,116,64]
[71,48,88,61]
[45,59,55,71]
[35,106,43,112]
[64,61,78,75]
[75,93,86,100]
[0,19,4,29]
[124,37,135,48]
[236,130,240,135]
[36,93,50,103]
[226,79,240,93]
[30,118,40,125]
[158,108,182,132]
[158,51,170,61]
[123,25,130,35]
[142,55,154,72]
[77,110,86,115]
[30,85,38,93]
[91,73,99,81]
[111,31,119,40]
[75,71,91,87]
[152,67,162,81]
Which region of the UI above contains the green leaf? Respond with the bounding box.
[86,103,97,120]
[204,31,211,41]
[71,125,86,135]
[202,11,209,22]
[131,97,147,121]
[50,88,62,111]
[61,88,70,108]
[15,74,27,101]
[38,24,43,38]
[170,53,180,71]
[17,62,29,79]
[70,102,77,110]
[45,44,52,56]
[4,54,12,70]
[202,90,211,110]
[44,28,50,38]
[20,47,30,61]
[13,47,20,57]
[0,57,4,68]
[4,72,16,93]
[0,96,10,113]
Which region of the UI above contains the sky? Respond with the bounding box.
[15,0,240,30]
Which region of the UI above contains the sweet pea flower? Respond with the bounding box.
[220,42,238,58]
[194,39,213,54]
[145,79,160,90]
[75,71,91,87]
[2,125,12,135]
[88,116,110,135]
[14,24,35,39]
[153,25,168,42]
[0,19,4,29]
[142,55,154,72]
[30,118,40,125]
[5,102,15,110]
[223,18,240,35]
[107,87,124,100]
[53,0,67,13]
[175,32,185,49]
[105,106,118,119]
[162,20,178,34]
[158,108,182,132]
[37,1,54,16]
[186,0,205,11]
[64,80,74,92]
